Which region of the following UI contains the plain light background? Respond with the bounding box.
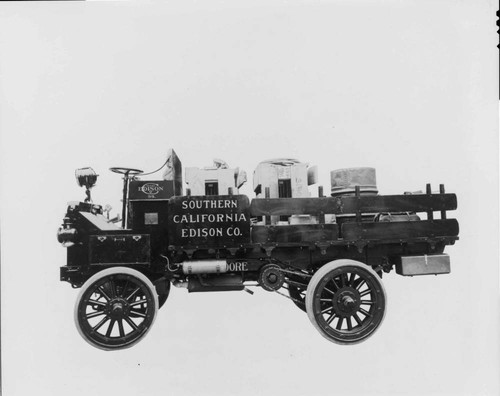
[0,1,498,395]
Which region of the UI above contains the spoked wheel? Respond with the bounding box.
[75,267,158,351]
[305,260,386,345]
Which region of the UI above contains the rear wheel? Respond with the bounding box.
[74,267,158,351]
[305,260,386,344]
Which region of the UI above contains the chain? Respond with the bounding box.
[278,267,313,279]
[269,266,311,305]
[286,279,308,288]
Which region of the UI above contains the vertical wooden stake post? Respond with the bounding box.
[439,184,446,219]
[318,186,325,224]
[426,183,434,220]
[355,185,361,222]
[265,187,271,225]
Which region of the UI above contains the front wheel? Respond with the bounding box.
[74,267,158,351]
[305,260,386,345]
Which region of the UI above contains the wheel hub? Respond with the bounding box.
[112,302,123,313]
[333,288,360,316]
[342,295,355,307]
[106,298,129,320]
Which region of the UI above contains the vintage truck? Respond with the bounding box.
[57,150,459,350]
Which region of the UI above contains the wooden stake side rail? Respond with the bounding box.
[249,193,457,217]
[166,189,458,254]
[234,219,459,245]
[169,220,459,254]
[341,219,459,241]
[245,220,458,245]
[252,224,338,244]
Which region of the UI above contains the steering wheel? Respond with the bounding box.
[109,167,144,176]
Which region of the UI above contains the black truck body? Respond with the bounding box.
[58,155,459,350]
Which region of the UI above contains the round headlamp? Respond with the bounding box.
[75,167,98,189]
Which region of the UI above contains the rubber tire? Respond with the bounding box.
[305,259,386,345]
[74,267,159,351]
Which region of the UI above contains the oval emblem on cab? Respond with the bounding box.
[140,183,163,195]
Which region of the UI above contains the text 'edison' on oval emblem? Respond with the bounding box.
[139,183,164,195]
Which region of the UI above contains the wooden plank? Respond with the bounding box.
[341,219,459,241]
[250,197,338,216]
[252,224,338,244]
[341,194,457,214]
[249,194,457,216]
